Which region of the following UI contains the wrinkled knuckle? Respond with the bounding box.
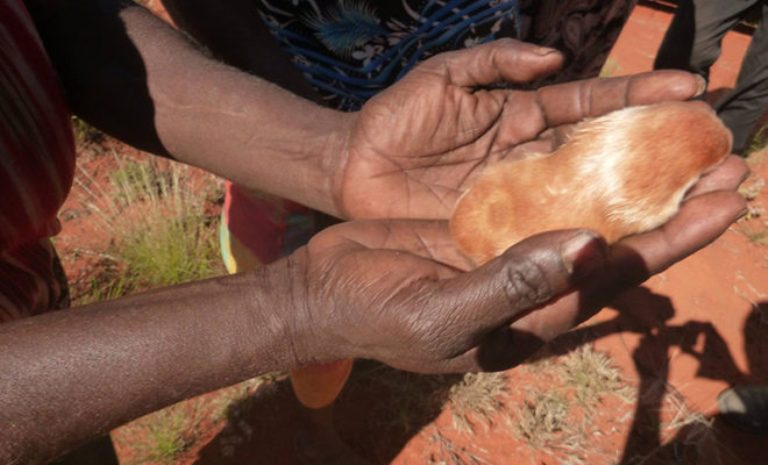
[502,256,554,309]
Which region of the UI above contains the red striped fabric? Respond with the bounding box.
[0,238,67,322]
[1,0,75,321]
[0,0,75,251]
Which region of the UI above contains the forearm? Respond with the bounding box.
[160,0,320,100]
[25,0,350,217]
[0,259,305,464]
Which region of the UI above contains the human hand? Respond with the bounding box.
[289,156,746,373]
[337,39,705,220]
[288,220,606,373]
[473,155,749,370]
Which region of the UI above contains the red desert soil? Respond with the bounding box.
[53,1,766,464]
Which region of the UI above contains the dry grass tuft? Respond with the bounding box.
[114,376,272,464]
[349,367,508,437]
[120,399,204,465]
[427,429,490,465]
[447,372,508,435]
[507,344,635,462]
[72,151,224,303]
[512,390,570,448]
[71,116,104,147]
[510,388,592,464]
[558,344,634,407]
[736,150,768,244]
[746,125,768,158]
[621,380,740,465]
[353,364,453,434]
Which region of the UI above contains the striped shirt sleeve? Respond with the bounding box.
[1,0,76,320]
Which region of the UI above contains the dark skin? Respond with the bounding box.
[0,189,747,464]
[27,1,713,220]
[0,1,748,463]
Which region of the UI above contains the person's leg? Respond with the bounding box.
[715,3,768,154]
[655,0,759,82]
[290,362,372,465]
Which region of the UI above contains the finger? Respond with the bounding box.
[427,191,746,373]
[614,191,746,281]
[510,192,745,341]
[494,72,701,149]
[433,230,607,341]
[534,70,703,127]
[684,155,750,198]
[419,38,564,88]
[415,284,599,374]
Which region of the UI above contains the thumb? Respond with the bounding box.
[436,230,607,339]
[418,38,564,88]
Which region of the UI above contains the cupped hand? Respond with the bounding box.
[291,156,746,374]
[449,155,749,372]
[290,219,606,373]
[338,39,704,220]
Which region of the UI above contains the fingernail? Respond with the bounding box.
[534,46,559,56]
[561,232,607,280]
[693,74,707,97]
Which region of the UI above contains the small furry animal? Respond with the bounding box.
[450,101,732,265]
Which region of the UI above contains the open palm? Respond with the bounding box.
[339,39,703,220]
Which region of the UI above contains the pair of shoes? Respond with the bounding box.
[717,385,768,434]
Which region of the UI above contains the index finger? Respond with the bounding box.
[614,191,746,281]
[420,38,565,89]
[533,70,704,127]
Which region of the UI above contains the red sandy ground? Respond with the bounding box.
[56,1,767,464]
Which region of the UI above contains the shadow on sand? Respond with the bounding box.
[190,287,766,465]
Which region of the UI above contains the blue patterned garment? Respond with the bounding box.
[255,0,520,110]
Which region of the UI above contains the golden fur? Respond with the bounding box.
[450,102,732,264]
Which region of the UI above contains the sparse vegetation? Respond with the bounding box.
[558,345,634,407]
[353,364,509,437]
[69,148,233,461]
[737,149,768,245]
[71,116,104,147]
[746,125,768,157]
[447,372,508,435]
[72,151,224,303]
[124,401,203,465]
[507,344,634,462]
[620,380,740,465]
[427,429,490,465]
[355,363,453,433]
[512,389,574,449]
[114,376,272,464]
